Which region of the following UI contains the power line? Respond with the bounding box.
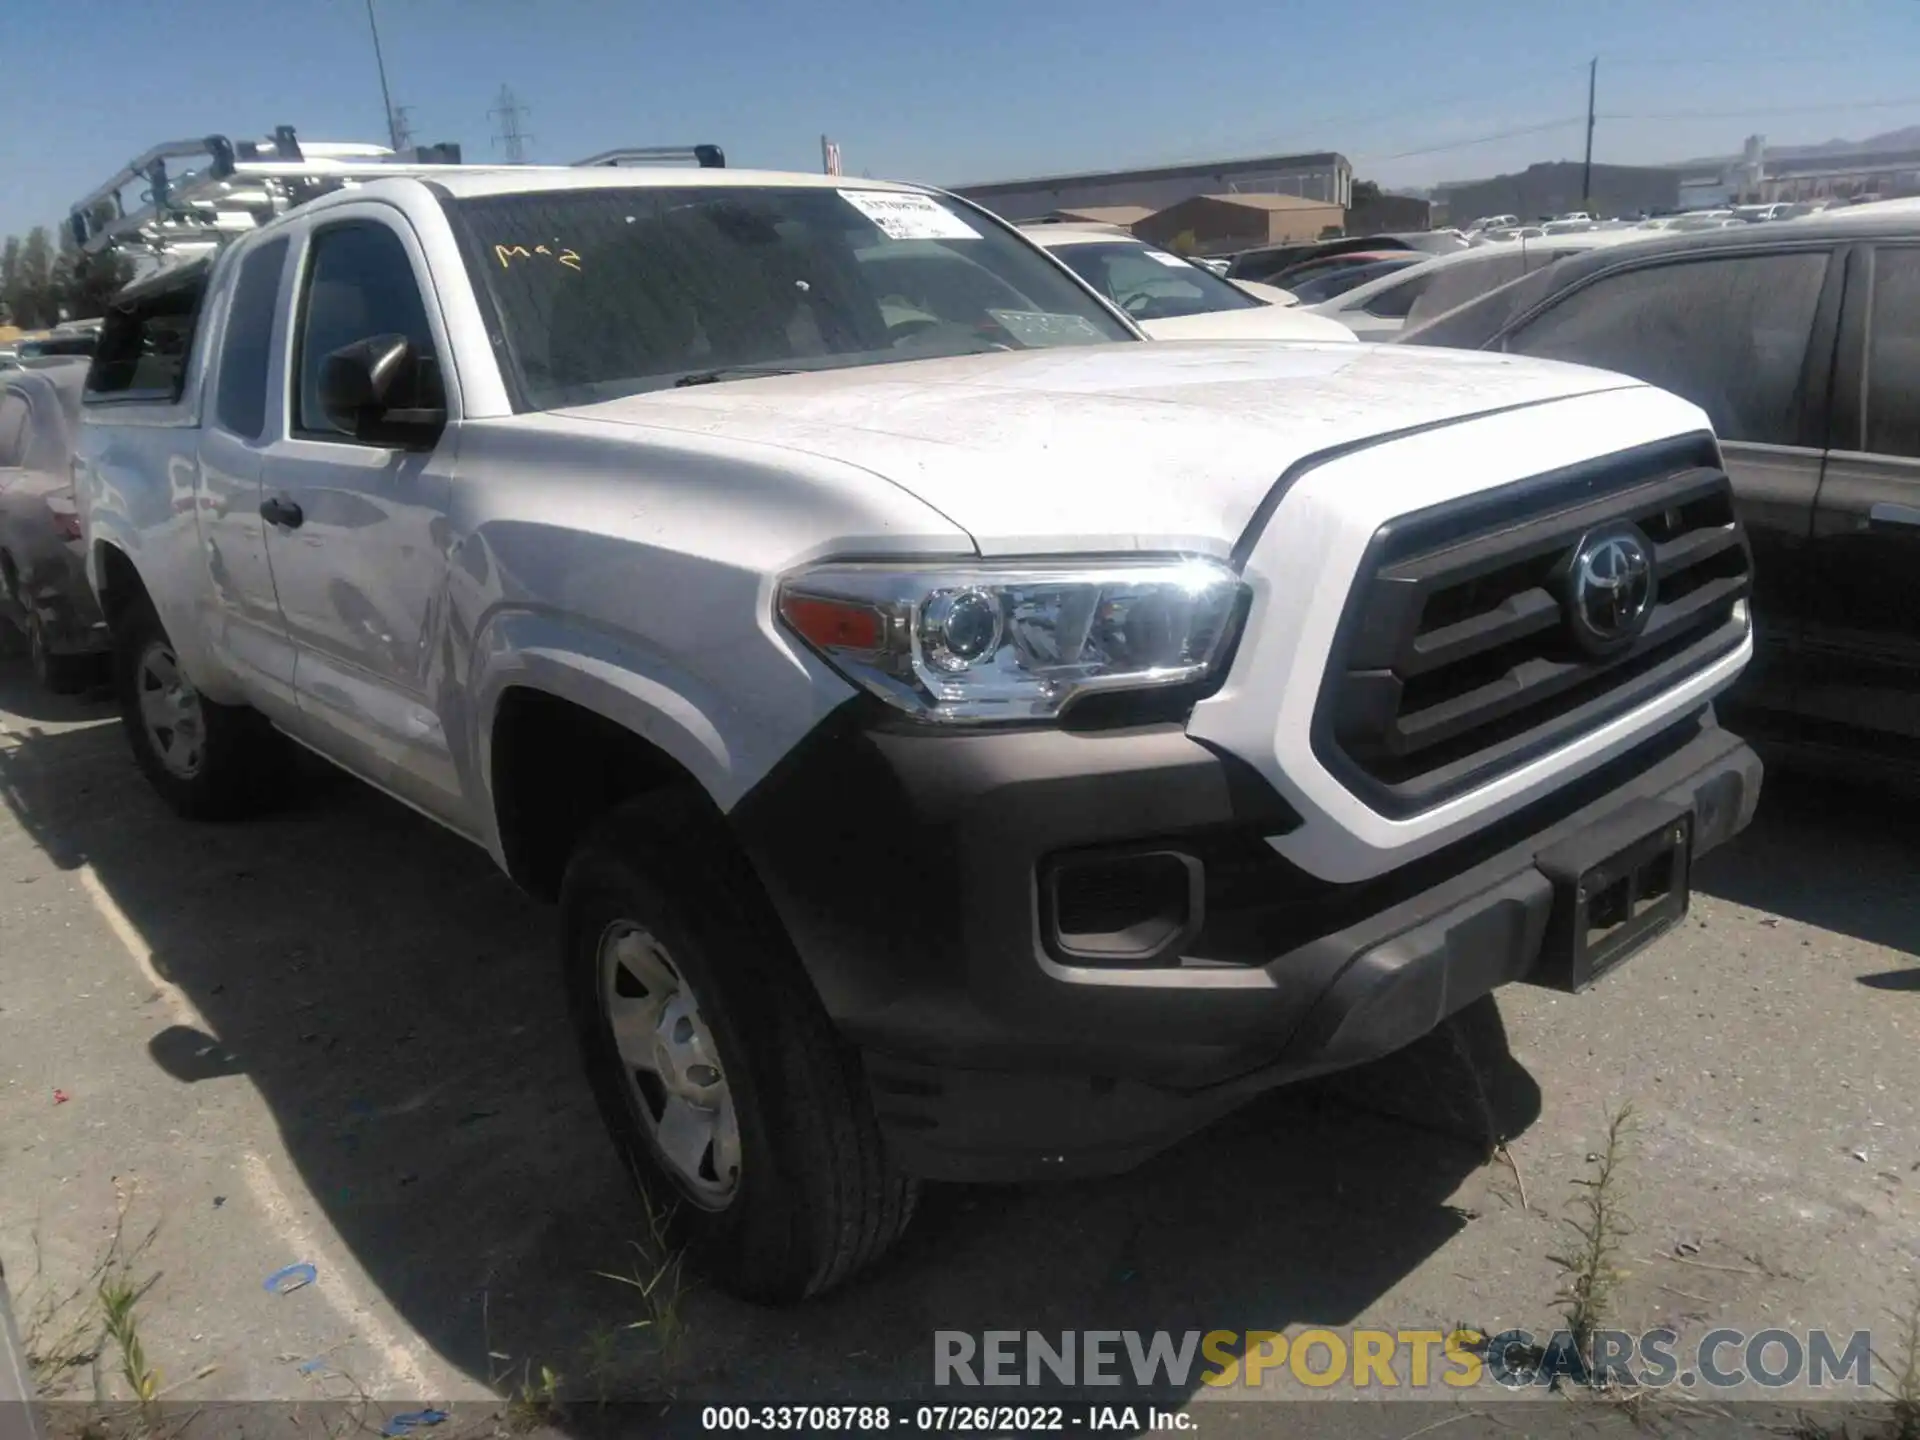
[1289,68,1592,144]
[1355,117,1585,164]
[1595,49,1884,74]
[489,84,533,163]
[1601,97,1920,122]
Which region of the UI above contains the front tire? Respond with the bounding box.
[561,791,919,1303]
[113,596,289,820]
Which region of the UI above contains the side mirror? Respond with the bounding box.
[319,334,446,449]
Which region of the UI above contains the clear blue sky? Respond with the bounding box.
[5,0,1920,238]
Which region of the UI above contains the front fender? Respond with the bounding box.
[466,605,852,863]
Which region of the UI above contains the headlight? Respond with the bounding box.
[777,557,1247,722]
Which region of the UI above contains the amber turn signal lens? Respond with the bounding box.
[780,593,884,652]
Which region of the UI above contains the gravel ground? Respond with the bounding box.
[1,658,1915,1438]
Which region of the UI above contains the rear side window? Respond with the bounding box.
[215,238,289,440]
[1864,247,1920,459]
[1404,250,1554,329]
[1360,271,1434,320]
[1503,252,1829,446]
[87,276,207,403]
[0,390,28,467]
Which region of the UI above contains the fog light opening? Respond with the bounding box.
[1046,849,1203,965]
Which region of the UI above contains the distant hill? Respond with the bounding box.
[1671,124,1920,169]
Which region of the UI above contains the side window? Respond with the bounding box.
[1864,247,1920,459]
[294,222,440,439]
[85,277,207,403]
[215,238,289,440]
[1361,271,1434,320]
[1404,252,1531,328]
[1505,252,1829,446]
[0,390,28,468]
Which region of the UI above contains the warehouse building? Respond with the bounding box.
[1439,161,1680,223]
[952,152,1353,223]
[1132,193,1343,255]
[1677,135,1920,205]
[1041,205,1157,227]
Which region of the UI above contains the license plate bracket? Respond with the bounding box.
[1530,799,1693,993]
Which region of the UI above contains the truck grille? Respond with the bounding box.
[1315,436,1751,816]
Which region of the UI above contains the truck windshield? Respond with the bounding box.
[445,185,1136,410]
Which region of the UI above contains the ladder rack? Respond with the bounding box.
[576,145,727,169]
[72,126,727,265]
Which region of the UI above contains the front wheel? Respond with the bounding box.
[561,791,919,1303]
[113,596,289,820]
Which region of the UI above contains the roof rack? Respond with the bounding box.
[575,144,726,169]
[72,126,726,265]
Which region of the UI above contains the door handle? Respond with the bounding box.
[259,496,304,529]
[1868,501,1920,532]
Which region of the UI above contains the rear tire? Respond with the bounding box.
[113,595,289,820]
[561,790,919,1303]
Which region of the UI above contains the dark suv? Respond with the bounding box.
[1401,208,1920,769]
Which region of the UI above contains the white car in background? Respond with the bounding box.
[1022,225,1356,341]
[1305,230,1659,340]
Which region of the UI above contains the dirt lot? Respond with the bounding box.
[2,658,1917,1436]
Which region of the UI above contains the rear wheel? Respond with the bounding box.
[114,596,289,819]
[561,790,918,1302]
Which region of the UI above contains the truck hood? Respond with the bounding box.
[552,341,1647,555]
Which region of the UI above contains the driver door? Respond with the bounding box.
[257,205,468,829]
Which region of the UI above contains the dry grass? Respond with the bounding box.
[1546,1102,1636,1387]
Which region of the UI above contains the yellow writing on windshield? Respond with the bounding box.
[494,242,581,272]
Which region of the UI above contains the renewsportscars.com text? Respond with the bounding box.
[933,1327,1875,1391]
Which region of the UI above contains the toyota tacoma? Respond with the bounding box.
[70,135,1761,1302]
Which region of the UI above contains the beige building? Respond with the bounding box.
[1042,205,1156,229]
[1133,193,1344,255]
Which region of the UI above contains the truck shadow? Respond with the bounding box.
[0,658,1538,1407]
[1692,764,1920,960]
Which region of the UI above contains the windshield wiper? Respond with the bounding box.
[672,365,804,388]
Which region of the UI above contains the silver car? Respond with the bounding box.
[0,359,110,690]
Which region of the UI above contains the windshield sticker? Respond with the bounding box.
[839,190,980,241]
[986,309,1109,346]
[1144,250,1192,267]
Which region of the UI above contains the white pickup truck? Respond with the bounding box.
[73,137,1762,1302]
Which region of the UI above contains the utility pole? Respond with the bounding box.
[1582,56,1598,213]
[364,0,400,151]
[490,85,533,163]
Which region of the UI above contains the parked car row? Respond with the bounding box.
[0,357,110,690]
[1301,230,1655,339]
[1019,224,1355,341]
[1223,228,1468,285]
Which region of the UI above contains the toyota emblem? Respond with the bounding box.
[1565,525,1656,654]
